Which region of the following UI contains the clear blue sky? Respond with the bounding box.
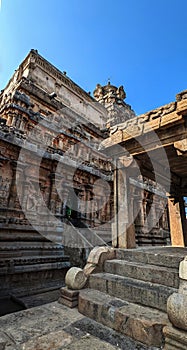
[0,0,187,115]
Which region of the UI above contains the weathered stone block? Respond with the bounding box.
[104,259,179,288]
[58,297,78,308]
[20,330,73,350]
[89,272,176,312]
[58,287,79,308]
[79,288,168,347]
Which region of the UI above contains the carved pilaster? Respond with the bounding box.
[8,161,20,209]
[48,173,56,214]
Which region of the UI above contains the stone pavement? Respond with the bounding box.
[0,301,160,350]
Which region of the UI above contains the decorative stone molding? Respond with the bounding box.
[65,267,88,290]
[84,246,116,276]
[59,246,116,307]
[64,246,116,290]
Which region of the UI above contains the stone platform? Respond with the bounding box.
[0,301,160,350]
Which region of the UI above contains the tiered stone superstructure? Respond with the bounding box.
[93,82,136,127]
[0,50,113,300]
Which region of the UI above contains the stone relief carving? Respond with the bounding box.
[0,176,11,207]
[26,181,43,212]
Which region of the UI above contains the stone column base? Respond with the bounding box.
[58,287,79,308]
[163,325,187,350]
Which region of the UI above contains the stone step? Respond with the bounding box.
[89,273,177,312]
[0,296,25,317]
[0,274,66,299]
[116,247,187,269]
[79,288,170,347]
[14,289,61,308]
[104,259,179,289]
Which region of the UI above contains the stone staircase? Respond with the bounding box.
[78,247,187,348]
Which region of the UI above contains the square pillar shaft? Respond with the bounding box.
[112,158,136,248]
[168,197,185,247]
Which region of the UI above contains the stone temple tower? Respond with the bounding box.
[93,81,136,128]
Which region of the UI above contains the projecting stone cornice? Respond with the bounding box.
[100,92,187,151]
[21,50,96,103]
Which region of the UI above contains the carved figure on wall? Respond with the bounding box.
[26,181,43,212]
[0,176,11,207]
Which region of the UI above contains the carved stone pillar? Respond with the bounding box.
[20,117,26,131]
[48,173,56,214]
[11,114,18,127]
[112,156,136,249]
[7,114,13,126]
[84,188,90,222]
[61,188,69,218]
[21,180,31,213]
[106,198,111,222]
[150,198,157,228]
[55,175,63,217]
[168,196,185,247]
[138,191,145,227]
